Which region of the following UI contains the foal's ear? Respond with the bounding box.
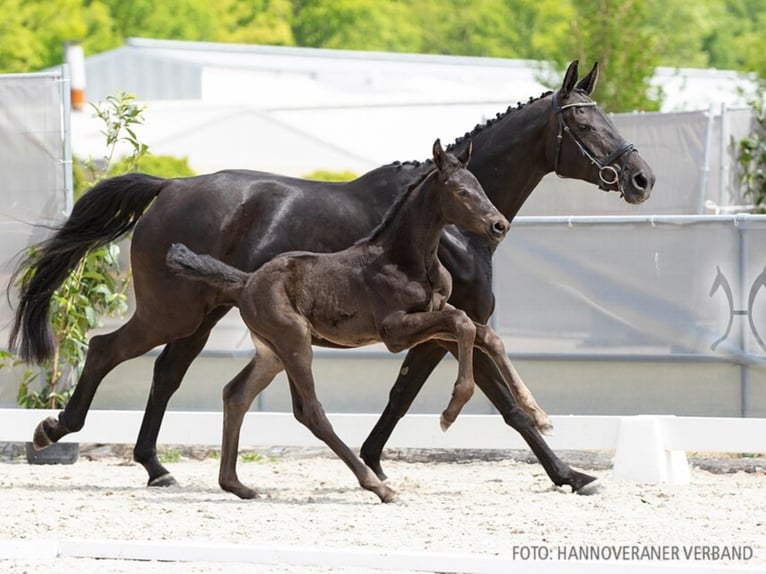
[576,62,599,95]
[432,138,448,171]
[560,60,580,99]
[455,139,472,168]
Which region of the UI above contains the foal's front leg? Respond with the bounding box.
[473,324,553,435]
[380,306,477,431]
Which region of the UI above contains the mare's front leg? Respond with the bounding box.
[218,340,284,499]
[473,324,552,435]
[360,342,448,479]
[472,350,598,493]
[380,306,476,432]
[134,307,230,487]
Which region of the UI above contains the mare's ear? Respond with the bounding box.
[455,139,472,168]
[432,138,448,172]
[576,62,599,95]
[560,60,579,99]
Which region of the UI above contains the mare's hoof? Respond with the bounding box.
[439,413,453,432]
[148,473,178,488]
[575,478,604,496]
[221,479,259,499]
[362,458,388,482]
[32,417,56,450]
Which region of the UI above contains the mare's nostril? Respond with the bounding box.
[633,171,649,191]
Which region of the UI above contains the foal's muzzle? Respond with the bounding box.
[489,216,510,240]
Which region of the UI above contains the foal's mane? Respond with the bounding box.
[355,167,436,245]
[359,147,468,246]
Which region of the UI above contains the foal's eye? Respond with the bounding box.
[457,188,469,197]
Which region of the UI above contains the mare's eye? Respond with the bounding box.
[576,123,591,134]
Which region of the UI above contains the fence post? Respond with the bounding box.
[612,415,690,484]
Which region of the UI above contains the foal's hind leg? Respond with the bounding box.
[271,330,395,503]
[473,324,552,435]
[219,341,284,499]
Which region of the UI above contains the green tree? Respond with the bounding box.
[292,0,421,53]
[100,0,219,43]
[563,0,662,111]
[214,0,294,45]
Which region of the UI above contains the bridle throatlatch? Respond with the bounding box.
[552,92,636,197]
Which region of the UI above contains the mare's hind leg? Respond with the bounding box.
[134,307,231,487]
[473,324,552,435]
[33,315,168,449]
[272,330,395,503]
[219,340,284,499]
[360,342,448,480]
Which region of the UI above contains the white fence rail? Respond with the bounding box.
[1,409,764,484]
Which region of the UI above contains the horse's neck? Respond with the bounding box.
[462,96,553,219]
[371,177,444,271]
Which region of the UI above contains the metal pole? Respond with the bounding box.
[736,218,750,417]
[719,104,729,209]
[60,64,74,215]
[699,103,716,214]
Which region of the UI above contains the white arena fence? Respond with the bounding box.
[1,409,764,484]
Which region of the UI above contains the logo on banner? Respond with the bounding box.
[709,265,766,352]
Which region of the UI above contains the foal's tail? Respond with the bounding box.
[8,173,166,364]
[166,243,248,302]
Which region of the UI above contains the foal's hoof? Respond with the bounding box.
[539,422,554,437]
[148,473,178,488]
[439,412,454,432]
[32,417,56,450]
[378,484,397,503]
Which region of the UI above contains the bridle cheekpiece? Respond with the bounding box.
[552,91,636,196]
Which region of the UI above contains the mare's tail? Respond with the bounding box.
[166,243,248,300]
[8,173,166,364]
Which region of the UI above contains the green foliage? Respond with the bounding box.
[240,452,264,463]
[3,93,146,409]
[159,449,183,463]
[736,98,766,213]
[108,154,196,179]
[85,93,150,179]
[215,0,295,45]
[561,0,662,112]
[302,169,357,182]
[14,244,129,408]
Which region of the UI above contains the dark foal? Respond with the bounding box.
[166,140,527,501]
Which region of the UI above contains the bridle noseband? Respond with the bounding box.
[552,92,636,195]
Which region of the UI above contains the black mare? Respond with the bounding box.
[9,61,654,494]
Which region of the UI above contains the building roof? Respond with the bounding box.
[70,38,757,178]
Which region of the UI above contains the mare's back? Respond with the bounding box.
[131,167,422,275]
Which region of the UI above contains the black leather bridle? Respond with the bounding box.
[552,92,636,195]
